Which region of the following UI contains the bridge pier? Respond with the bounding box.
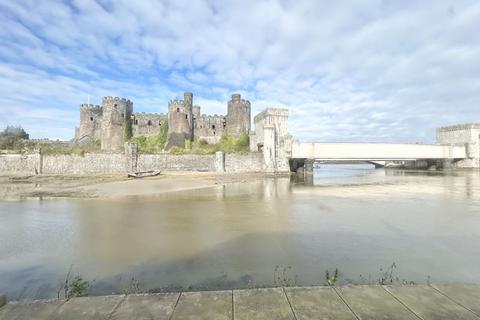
[304,159,314,175]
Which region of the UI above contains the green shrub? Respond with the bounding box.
[169,133,250,155]
[170,146,185,155]
[124,121,133,141]
[68,275,89,298]
[185,139,192,150]
[218,133,250,154]
[129,122,168,154]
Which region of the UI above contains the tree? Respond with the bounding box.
[0,125,29,139]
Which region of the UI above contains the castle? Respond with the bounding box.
[74,92,251,151]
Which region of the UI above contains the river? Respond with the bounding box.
[1,165,480,300]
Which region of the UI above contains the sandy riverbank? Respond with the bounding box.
[0,172,267,200]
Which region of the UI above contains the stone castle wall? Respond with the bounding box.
[194,115,226,144]
[132,112,167,137]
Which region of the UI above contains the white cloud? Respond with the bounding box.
[0,0,479,142]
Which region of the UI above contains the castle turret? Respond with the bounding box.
[166,92,194,149]
[226,93,251,136]
[101,96,133,151]
[76,104,102,144]
[192,105,201,119]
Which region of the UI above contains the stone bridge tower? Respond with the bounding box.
[226,94,251,136]
[166,92,194,149]
[101,97,133,151]
[250,108,292,173]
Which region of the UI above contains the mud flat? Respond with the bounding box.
[0,172,266,200]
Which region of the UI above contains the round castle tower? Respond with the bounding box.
[77,104,102,143]
[166,92,194,149]
[101,96,133,151]
[226,93,251,136]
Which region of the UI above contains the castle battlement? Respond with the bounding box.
[133,112,167,117]
[103,96,133,106]
[198,114,225,119]
[168,100,186,112]
[437,123,480,132]
[80,104,102,110]
[228,94,251,110]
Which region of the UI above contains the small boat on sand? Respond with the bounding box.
[127,170,161,178]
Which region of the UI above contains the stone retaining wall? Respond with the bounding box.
[42,154,126,174]
[137,154,216,172]
[0,154,40,175]
[0,152,263,175]
[225,153,263,172]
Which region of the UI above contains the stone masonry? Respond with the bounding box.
[249,108,292,173]
[75,92,251,151]
[437,123,480,168]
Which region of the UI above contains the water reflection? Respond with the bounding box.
[1,166,480,301]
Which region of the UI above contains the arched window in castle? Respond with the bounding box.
[177,108,180,112]
[147,120,152,126]
[185,115,188,120]
[134,119,138,125]
[212,125,216,130]
[90,117,93,121]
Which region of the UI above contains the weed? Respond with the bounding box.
[123,277,141,295]
[68,276,90,298]
[378,262,398,285]
[273,265,297,287]
[325,268,339,286]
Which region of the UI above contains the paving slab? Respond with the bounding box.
[285,286,356,320]
[234,287,295,320]
[335,285,418,320]
[51,295,125,320]
[385,285,479,320]
[432,284,480,316]
[171,290,232,320]
[110,293,180,320]
[0,299,65,320]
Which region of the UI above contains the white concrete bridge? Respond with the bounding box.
[291,142,466,160]
[250,108,480,173]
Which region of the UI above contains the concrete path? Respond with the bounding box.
[1,284,479,320]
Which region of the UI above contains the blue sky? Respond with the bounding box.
[0,0,479,142]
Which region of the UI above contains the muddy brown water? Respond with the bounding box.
[1,165,480,301]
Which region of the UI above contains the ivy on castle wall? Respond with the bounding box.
[129,122,169,154]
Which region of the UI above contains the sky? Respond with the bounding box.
[0,0,479,142]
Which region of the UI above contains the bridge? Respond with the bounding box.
[249,108,480,173]
[291,142,466,160]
